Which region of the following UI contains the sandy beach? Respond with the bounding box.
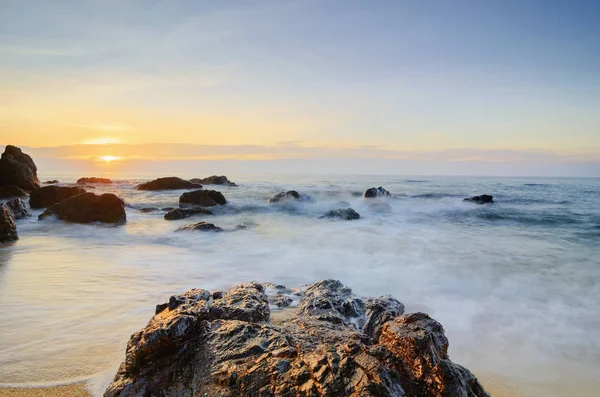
[0,383,91,397]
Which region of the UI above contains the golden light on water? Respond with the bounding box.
[99,155,121,162]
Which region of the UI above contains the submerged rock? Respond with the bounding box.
[4,198,30,220]
[179,189,226,207]
[138,207,158,213]
[320,208,360,220]
[0,185,28,199]
[0,145,39,192]
[190,175,237,187]
[363,186,391,198]
[136,177,202,191]
[39,192,126,224]
[0,206,18,243]
[29,186,87,209]
[369,202,393,213]
[164,208,214,220]
[77,177,112,184]
[43,180,59,184]
[175,222,223,232]
[105,279,489,397]
[269,190,314,203]
[464,194,494,204]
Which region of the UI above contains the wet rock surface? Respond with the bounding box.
[164,208,214,220]
[77,177,113,184]
[39,192,126,224]
[137,177,202,191]
[43,180,59,184]
[179,189,227,207]
[4,198,30,220]
[364,186,391,198]
[0,205,18,242]
[29,186,87,209]
[464,194,494,204]
[175,222,223,232]
[0,145,39,192]
[269,190,314,204]
[190,175,237,187]
[105,279,489,397]
[320,208,360,220]
[0,185,28,199]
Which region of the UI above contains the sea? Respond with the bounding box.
[0,173,599,396]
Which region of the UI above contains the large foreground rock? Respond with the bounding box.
[105,280,489,397]
[464,195,494,204]
[39,193,126,224]
[0,185,28,199]
[4,198,30,220]
[0,145,39,191]
[77,177,112,184]
[0,205,18,242]
[29,186,86,209]
[190,175,237,187]
[137,177,202,191]
[179,189,226,207]
[269,190,314,204]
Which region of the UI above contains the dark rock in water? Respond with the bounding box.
[164,208,214,220]
[320,208,360,220]
[0,145,39,192]
[179,189,226,207]
[464,194,494,204]
[161,207,175,212]
[138,207,158,213]
[369,202,392,213]
[29,186,87,209]
[136,177,202,191]
[364,186,391,198]
[175,222,222,232]
[104,279,489,397]
[4,198,30,220]
[190,175,237,187]
[0,206,18,242]
[77,177,112,184]
[269,190,314,203]
[43,180,59,184]
[0,185,28,199]
[39,192,126,224]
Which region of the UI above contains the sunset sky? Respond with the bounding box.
[1,1,599,175]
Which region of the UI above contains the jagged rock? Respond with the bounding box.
[369,202,392,213]
[269,190,314,204]
[0,185,28,199]
[175,222,223,232]
[77,177,112,184]
[363,186,391,198]
[39,193,126,224]
[0,145,39,191]
[29,186,86,209]
[164,208,214,220]
[190,175,237,187]
[136,177,202,191]
[320,208,360,220]
[105,279,489,397]
[464,195,494,204]
[179,189,226,207]
[43,180,59,184]
[0,206,18,243]
[4,198,30,220]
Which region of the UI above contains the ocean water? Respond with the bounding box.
[0,173,599,396]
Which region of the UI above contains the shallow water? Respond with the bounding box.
[1,174,599,396]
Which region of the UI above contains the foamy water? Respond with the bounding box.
[1,174,599,396]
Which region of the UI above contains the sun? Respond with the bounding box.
[99,155,121,162]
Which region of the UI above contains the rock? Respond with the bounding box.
[105,279,489,397]
[4,198,30,220]
[161,207,175,212]
[363,186,391,198]
[368,202,392,213]
[0,185,28,199]
[0,206,18,243]
[29,186,87,209]
[164,208,214,220]
[0,145,39,192]
[43,180,59,184]
[175,222,223,232]
[464,194,494,204]
[39,193,126,224]
[77,177,112,184]
[179,189,226,207]
[138,207,158,213]
[136,177,202,191]
[190,175,237,187]
[339,201,350,208]
[269,190,314,203]
[320,208,360,220]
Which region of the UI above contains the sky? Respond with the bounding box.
[0,0,599,176]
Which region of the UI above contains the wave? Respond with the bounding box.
[412,193,462,199]
[404,179,428,183]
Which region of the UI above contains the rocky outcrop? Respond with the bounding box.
[0,205,18,242]
[320,208,360,220]
[464,195,494,204]
[179,190,226,207]
[39,193,126,224]
[136,177,202,191]
[105,279,489,397]
[0,145,39,191]
[269,190,314,204]
[4,198,30,220]
[164,208,214,220]
[43,180,59,184]
[77,177,112,184]
[364,186,391,198]
[175,222,223,232]
[29,186,87,209]
[190,175,237,187]
[0,185,28,199]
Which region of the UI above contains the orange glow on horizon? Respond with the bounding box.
[99,155,121,162]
